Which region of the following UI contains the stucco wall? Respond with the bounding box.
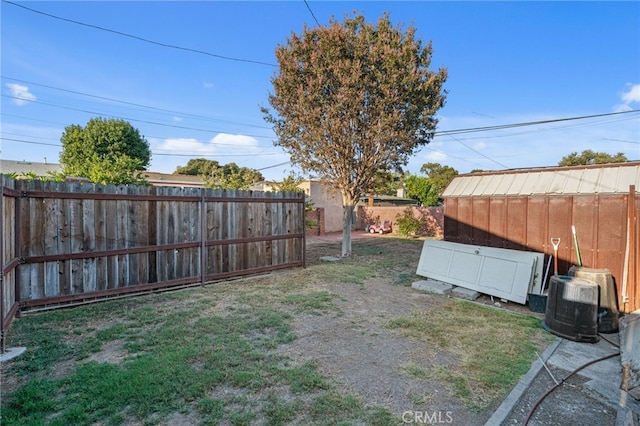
[299,181,343,233]
[356,205,444,238]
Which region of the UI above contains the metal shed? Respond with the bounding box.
[442,161,639,313]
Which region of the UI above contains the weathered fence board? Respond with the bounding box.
[0,177,305,334]
[1,176,19,351]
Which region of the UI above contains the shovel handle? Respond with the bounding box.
[550,238,560,275]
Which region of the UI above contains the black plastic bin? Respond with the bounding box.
[568,266,619,333]
[544,275,599,343]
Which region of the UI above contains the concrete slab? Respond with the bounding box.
[620,311,640,400]
[616,407,638,426]
[0,347,26,362]
[546,337,621,380]
[411,279,453,295]
[320,256,342,263]
[547,335,640,415]
[451,286,480,301]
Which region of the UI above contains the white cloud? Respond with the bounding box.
[621,83,640,104]
[203,81,215,89]
[153,134,259,157]
[6,83,36,106]
[156,138,216,155]
[172,116,183,122]
[211,133,258,148]
[614,83,640,112]
[424,151,448,162]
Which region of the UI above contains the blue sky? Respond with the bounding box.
[1,1,639,181]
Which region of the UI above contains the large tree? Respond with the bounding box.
[419,162,458,195]
[404,173,439,206]
[174,158,264,190]
[174,158,221,176]
[60,117,151,185]
[263,13,447,256]
[205,162,264,190]
[558,149,628,166]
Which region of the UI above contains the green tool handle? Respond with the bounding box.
[572,225,582,267]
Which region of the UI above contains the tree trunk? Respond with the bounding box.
[341,203,355,257]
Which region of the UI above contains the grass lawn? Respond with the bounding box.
[1,237,552,425]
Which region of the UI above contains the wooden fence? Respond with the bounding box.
[1,176,306,351]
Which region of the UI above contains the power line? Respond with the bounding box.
[6,89,636,143]
[0,137,59,147]
[303,0,321,26]
[446,134,510,169]
[0,137,283,157]
[4,79,637,148]
[438,114,640,142]
[1,94,274,141]
[434,109,639,136]
[602,137,640,145]
[2,76,273,130]
[2,0,277,67]
[256,161,290,171]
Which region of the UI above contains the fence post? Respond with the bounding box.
[1,177,5,353]
[200,187,206,287]
[14,180,21,317]
[628,185,637,312]
[301,192,306,268]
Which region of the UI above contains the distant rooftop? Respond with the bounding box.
[0,159,205,187]
[0,159,63,176]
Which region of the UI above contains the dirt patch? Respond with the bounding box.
[275,275,482,423]
[87,339,128,364]
[287,234,548,423]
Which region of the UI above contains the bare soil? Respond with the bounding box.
[291,234,548,425]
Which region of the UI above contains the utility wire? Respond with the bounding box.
[303,0,321,26]
[4,78,638,144]
[434,109,639,136]
[6,91,636,144]
[446,134,511,169]
[1,95,274,141]
[443,115,640,142]
[603,137,640,145]
[2,0,277,67]
[0,137,282,157]
[2,76,272,130]
[256,161,291,171]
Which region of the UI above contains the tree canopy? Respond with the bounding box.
[173,158,264,190]
[419,162,458,195]
[270,172,305,193]
[263,13,447,255]
[59,117,150,185]
[558,150,628,166]
[404,173,439,206]
[206,162,264,190]
[371,170,403,196]
[174,158,221,176]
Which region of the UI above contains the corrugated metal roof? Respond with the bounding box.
[443,162,640,197]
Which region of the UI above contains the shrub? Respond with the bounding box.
[395,207,423,238]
